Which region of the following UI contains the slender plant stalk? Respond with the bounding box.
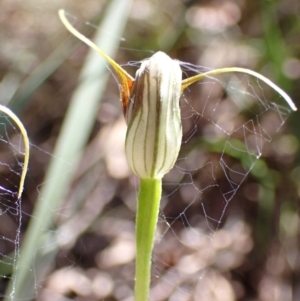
[135,178,162,301]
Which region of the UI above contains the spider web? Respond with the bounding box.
[0,67,294,300]
[149,70,293,300]
[0,113,26,298]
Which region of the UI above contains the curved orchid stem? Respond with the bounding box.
[59,10,132,80]
[0,105,29,199]
[181,67,297,111]
[58,10,134,113]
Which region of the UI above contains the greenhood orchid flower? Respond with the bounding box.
[58,9,296,301]
[58,10,296,182]
[125,51,182,179]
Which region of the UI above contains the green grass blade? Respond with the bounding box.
[4,0,133,299]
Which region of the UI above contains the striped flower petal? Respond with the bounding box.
[125,52,182,179]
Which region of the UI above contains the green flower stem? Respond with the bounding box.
[135,178,162,301]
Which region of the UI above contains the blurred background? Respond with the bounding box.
[0,0,299,300]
